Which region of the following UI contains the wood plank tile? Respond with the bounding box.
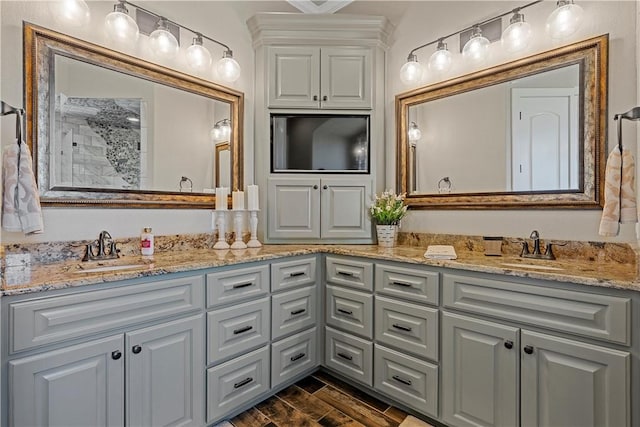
[230,407,272,427]
[318,409,367,427]
[296,375,327,394]
[384,407,408,423]
[312,371,390,412]
[277,385,333,420]
[315,386,400,427]
[255,396,321,427]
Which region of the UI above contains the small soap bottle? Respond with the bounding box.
[141,227,154,256]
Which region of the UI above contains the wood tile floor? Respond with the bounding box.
[227,370,422,427]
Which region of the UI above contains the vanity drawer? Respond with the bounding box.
[326,256,373,291]
[9,275,204,354]
[443,273,631,345]
[375,263,439,305]
[374,344,438,418]
[272,285,317,340]
[325,327,372,386]
[206,264,269,308]
[206,345,270,423]
[375,296,439,361]
[326,285,373,339]
[271,256,317,292]
[207,297,270,364]
[271,327,318,388]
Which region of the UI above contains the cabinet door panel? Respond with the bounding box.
[9,335,124,427]
[272,285,317,340]
[268,177,320,239]
[521,330,630,427]
[268,46,320,108]
[320,178,372,240]
[321,48,372,109]
[126,314,204,427]
[442,312,519,427]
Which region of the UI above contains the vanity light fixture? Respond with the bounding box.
[408,122,422,142]
[212,119,232,142]
[50,0,91,27]
[103,0,241,82]
[400,0,584,85]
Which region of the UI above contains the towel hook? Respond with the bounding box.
[613,107,640,151]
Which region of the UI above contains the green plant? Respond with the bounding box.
[369,190,408,225]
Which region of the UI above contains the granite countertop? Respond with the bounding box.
[2,244,639,296]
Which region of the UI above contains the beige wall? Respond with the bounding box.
[388,1,638,242]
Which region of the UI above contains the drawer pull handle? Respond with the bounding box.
[132,345,142,354]
[337,271,355,277]
[111,350,122,360]
[337,352,353,361]
[233,282,253,289]
[504,340,514,350]
[337,308,353,316]
[289,271,305,277]
[392,375,412,386]
[392,323,412,332]
[524,345,534,355]
[233,377,253,389]
[290,352,306,362]
[233,326,253,335]
[291,308,306,316]
[392,281,412,287]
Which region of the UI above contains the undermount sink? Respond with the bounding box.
[501,262,564,271]
[74,263,149,273]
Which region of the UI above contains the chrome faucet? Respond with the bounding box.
[83,230,120,261]
[521,230,556,260]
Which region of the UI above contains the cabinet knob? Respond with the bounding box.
[323,185,328,190]
[322,95,328,101]
[132,345,142,354]
[504,340,514,350]
[313,185,318,189]
[313,95,318,101]
[523,345,534,355]
[111,350,122,360]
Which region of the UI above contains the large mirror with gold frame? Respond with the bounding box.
[396,35,608,209]
[25,23,244,208]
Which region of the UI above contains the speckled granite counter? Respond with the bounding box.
[3,244,639,296]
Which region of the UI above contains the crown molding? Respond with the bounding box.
[286,0,353,14]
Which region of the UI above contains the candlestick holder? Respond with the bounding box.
[213,210,230,250]
[247,209,262,248]
[231,210,247,249]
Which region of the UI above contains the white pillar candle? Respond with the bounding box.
[215,187,228,210]
[232,190,245,210]
[247,185,259,210]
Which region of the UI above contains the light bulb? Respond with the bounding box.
[546,0,584,39]
[428,40,452,73]
[462,27,490,63]
[216,51,241,82]
[400,53,423,85]
[104,3,139,45]
[149,19,179,60]
[502,11,533,53]
[50,0,90,27]
[408,122,422,141]
[186,36,212,73]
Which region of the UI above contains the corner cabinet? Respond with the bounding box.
[267,177,372,242]
[268,46,372,110]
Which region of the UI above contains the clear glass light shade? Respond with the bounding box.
[50,0,90,27]
[186,42,212,73]
[462,32,490,63]
[400,57,423,85]
[149,25,179,60]
[546,1,584,39]
[408,122,422,141]
[216,55,241,82]
[502,20,533,53]
[212,120,231,141]
[428,45,452,73]
[105,11,139,44]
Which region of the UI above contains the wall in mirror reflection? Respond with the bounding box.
[409,64,579,195]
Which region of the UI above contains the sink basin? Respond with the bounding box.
[501,262,564,271]
[75,263,149,273]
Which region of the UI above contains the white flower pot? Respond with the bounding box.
[376,225,398,247]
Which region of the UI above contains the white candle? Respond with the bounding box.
[232,190,245,210]
[247,185,259,210]
[215,187,228,210]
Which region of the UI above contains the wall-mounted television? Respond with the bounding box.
[271,114,370,173]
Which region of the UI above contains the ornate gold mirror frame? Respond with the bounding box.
[396,35,608,209]
[24,23,244,208]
